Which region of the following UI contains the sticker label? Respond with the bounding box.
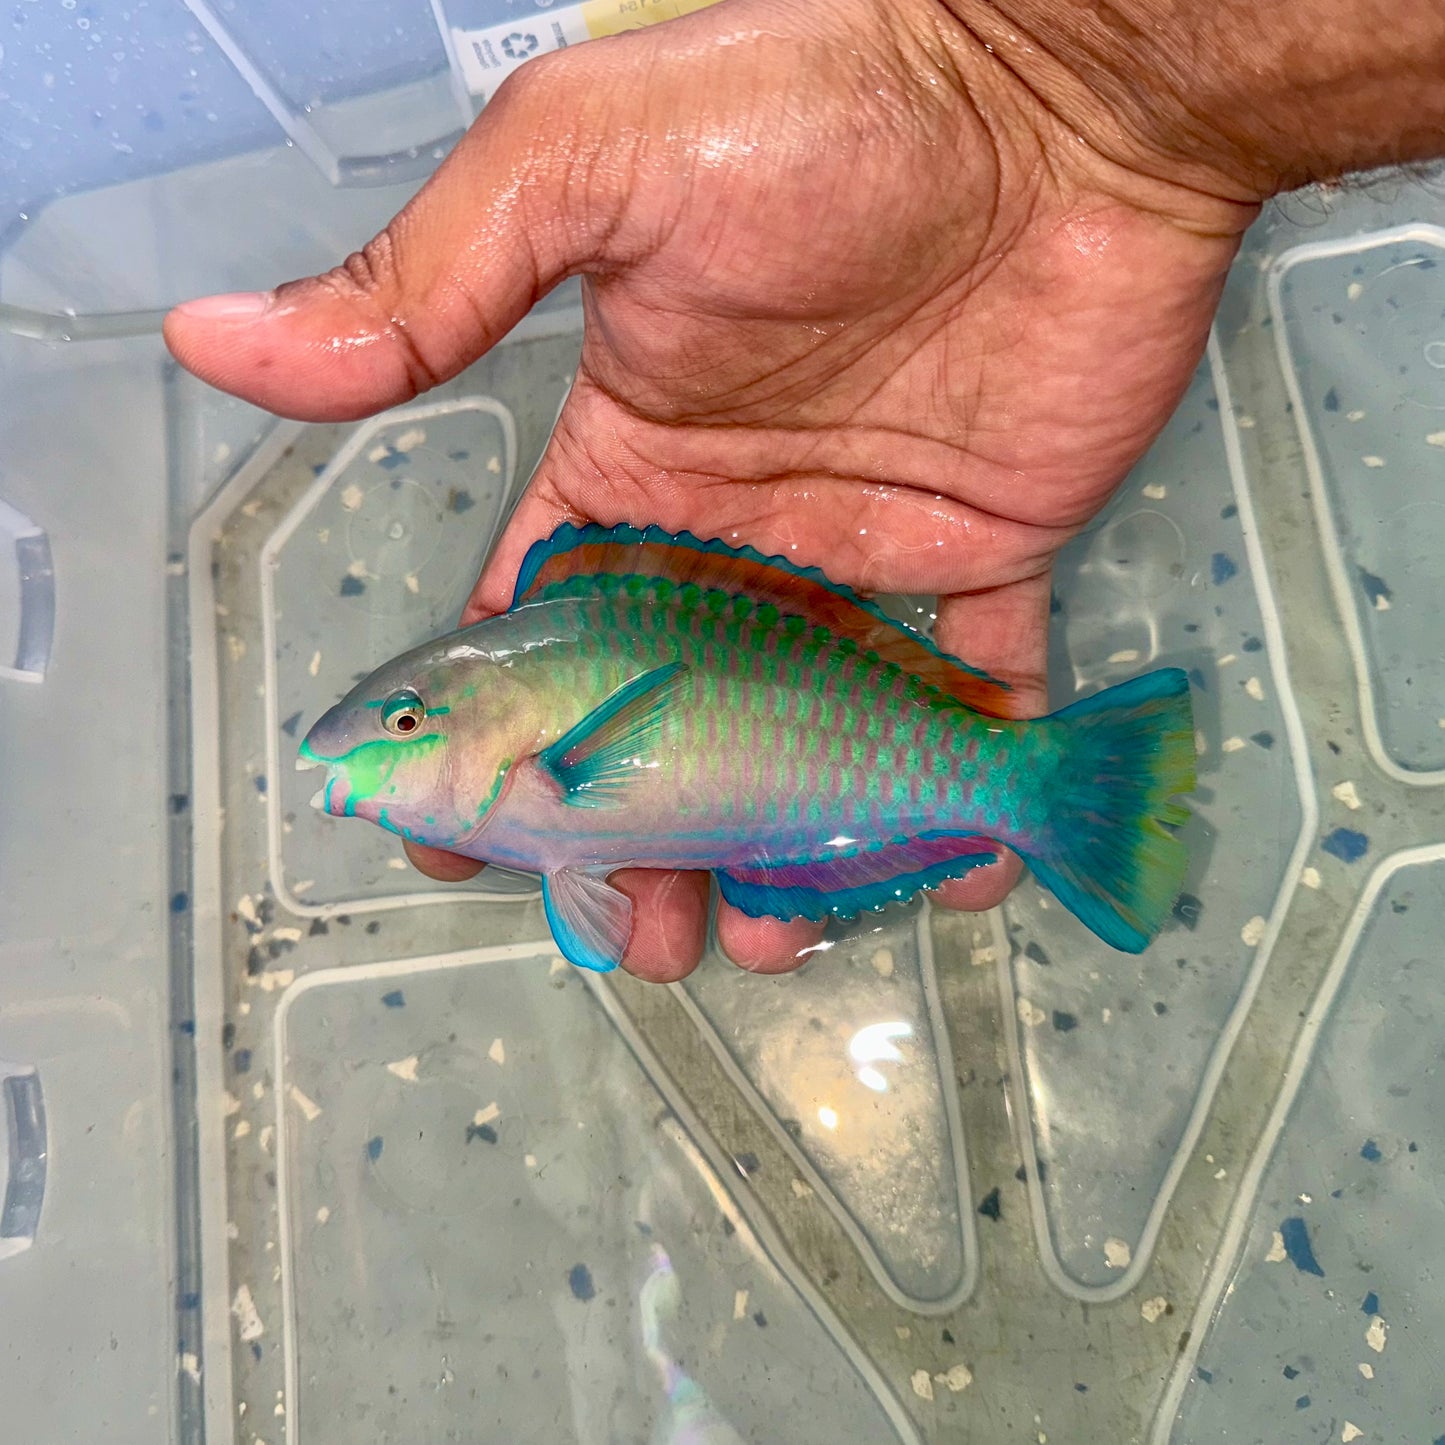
[451,0,719,97]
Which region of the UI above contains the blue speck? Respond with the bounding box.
[170,891,189,913]
[1295,1394,1311,1410]
[568,1264,595,1301]
[1052,1010,1078,1032]
[232,1049,252,1075]
[1074,1383,1088,1393]
[381,990,405,1008]
[366,1135,383,1162]
[340,575,366,597]
[1322,827,1369,863]
[377,449,409,470]
[280,710,303,737]
[1220,502,1237,518]
[177,1019,195,1036]
[1251,731,1275,749]
[1197,1367,1213,1384]
[1362,1291,1379,1315]
[1210,552,1238,585]
[448,488,475,515]
[1322,387,1339,412]
[311,463,327,476]
[1187,666,1209,693]
[447,449,470,461]
[253,775,267,795]
[180,1291,200,1310]
[1360,1138,1382,1162]
[1283,1365,1300,1379]
[1280,1216,1324,1276]
[466,1123,498,1144]
[251,1342,263,1361]
[977,1186,1002,1220]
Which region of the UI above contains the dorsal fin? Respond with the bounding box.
[511,523,1014,716]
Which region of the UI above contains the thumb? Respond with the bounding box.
[163,56,622,422]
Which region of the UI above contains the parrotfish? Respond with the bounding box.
[298,523,1196,971]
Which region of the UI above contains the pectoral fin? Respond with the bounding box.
[542,867,633,972]
[537,662,688,808]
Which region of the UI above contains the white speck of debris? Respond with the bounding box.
[341,483,365,511]
[386,857,408,870]
[1237,414,1256,429]
[166,557,186,577]
[733,1290,749,1321]
[288,1085,321,1122]
[223,1091,242,1118]
[1426,430,1445,448]
[1108,649,1141,664]
[181,1351,201,1382]
[1374,593,1391,611]
[386,1056,419,1082]
[236,894,259,927]
[910,1369,934,1402]
[1347,281,1364,300]
[487,455,502,474]
[233,1119,251,1141]
[524,1154,537,1168]
[291,879,314,895]
[316,527,330,546]
[394,427,426,452]
[271,926,302,944]
[549,956,569,975]
[1301,866,1323,889]
[346,557,368,579]
[1101,1007,1112,1024]
[1342,1424,1364,1443]
[970,944,997,967]
[894,1325,911,1340]
[226,1220,240,1242]
[258,1124,275,1154]
[1017,997,1046,1027]
[1333,780,1362,810]
[1358,1362,1374,1380]
[871,946,895,978]
[1142,482,1167,500]
[308,650,322,677]
[1244,675,1265,701]
[316,1206,330,1225]
[1140,1296,1169,1324]
[489,1038,506,1065]
[473,1101,501,1127]
[232,1284,264,1342]
[1218,652,1237,667]
[1214,1167,1228,1180]
[1362,455,1385,468]
[1195,729,1208,756]
[1266,1230,1287,1262]
[1104,1238,1131,1269]
[253,969,294,993]
[405,573,420,594]
[1299,1192,1313,1204]
[274,1400,285,1418]
[212,442,232,466]
[367,444,389,463]
[936,1364,973,1392]
[791,1178,814,1199]
[1366,1315,1387,1353]
[1242,915,1268,947]
[1222,735,1246,753]
[240,499,260,519]
[1346,409,1366,422]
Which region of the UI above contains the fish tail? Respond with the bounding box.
[1015,668,1196,953]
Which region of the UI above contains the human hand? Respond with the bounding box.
[166,0,1428,980]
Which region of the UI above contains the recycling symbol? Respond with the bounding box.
[501,31,539,59]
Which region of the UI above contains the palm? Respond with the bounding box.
[165,0,1255,979]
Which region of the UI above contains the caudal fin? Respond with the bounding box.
[1017,668,1196,953]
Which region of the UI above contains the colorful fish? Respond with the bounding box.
[298,524,1196,970]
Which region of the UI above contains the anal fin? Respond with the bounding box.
[717,834,1000,923]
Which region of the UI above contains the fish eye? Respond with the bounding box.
[381,688,426,736]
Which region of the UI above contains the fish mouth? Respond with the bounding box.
[295,738,346,815]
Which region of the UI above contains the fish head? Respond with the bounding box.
[297,634,528,851]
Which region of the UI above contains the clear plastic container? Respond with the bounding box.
[2,5,1443,1442]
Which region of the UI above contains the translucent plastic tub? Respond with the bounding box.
[2,6,1443,1442]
